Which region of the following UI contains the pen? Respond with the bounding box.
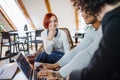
[0,69,5,75]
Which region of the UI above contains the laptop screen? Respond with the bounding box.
[15,53,32,79]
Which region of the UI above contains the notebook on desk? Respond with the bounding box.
[14,53,37,80]
[0,63,17,80]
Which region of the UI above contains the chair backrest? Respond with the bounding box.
[59,28,74,49]
[1,32,11,43]
[35,29,44,37]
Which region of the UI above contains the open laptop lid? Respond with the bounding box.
[14,53,32,80]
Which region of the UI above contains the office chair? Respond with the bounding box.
[59,28,74,49]
[31,29,44,51]
[0,32,18,62]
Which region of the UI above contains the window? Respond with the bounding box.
[0,0,32,32]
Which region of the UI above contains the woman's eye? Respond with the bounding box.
[49,20,58,23]
[54,20,58,22]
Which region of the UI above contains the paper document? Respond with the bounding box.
[0,63,17,80]
[13,71,27,80]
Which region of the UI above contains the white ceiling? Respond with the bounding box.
[0,0,87,41]
[21,0,86,38]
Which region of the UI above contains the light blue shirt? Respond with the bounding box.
[58,26,103,77]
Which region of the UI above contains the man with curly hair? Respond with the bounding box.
[69,0,120,80]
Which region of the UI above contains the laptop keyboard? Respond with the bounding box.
[38,78,47,80]
[34,69,47,80]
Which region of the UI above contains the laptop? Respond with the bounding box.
[14,53,37,80]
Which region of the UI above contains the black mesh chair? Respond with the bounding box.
[30,29,44,51]
[0,32,18,62]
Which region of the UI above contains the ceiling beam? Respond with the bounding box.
[45,0,52,13]
[17,0,36,29]
[0,6,16,30]
[71,0,79,31]
[75,8,79,31]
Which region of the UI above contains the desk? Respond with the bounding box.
[13,71,27,80]
[9,31,19,54]
[0,63,18,80]
[9,30,35,54]
[9,31,18,42]
[73,33,85,46]
[24,30,35,53]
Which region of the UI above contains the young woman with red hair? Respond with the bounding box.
[35,13,70,63]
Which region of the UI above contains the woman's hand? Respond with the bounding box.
[37,70,65,80]
[37,69,58,80]
[40,63,60,70]
[47,27,56,40]
[66,75,70,80]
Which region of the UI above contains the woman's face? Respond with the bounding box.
[48,16,58,30]
[82,11,96,24]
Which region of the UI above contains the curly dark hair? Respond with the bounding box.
[73,0,120,15]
